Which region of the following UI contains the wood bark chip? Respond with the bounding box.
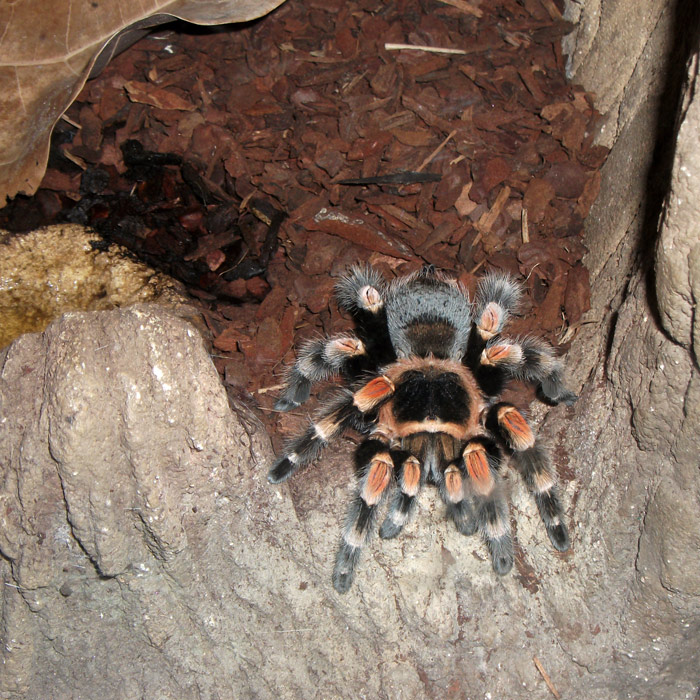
[0,0,605,443]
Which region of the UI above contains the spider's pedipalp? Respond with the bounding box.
[512,443,570,551]
[474,272,522,340]
[274,334,368,411]
[334,439,395,593]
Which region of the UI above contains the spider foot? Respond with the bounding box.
[447,500,478,536]
[267,455,297,483]
[333,543,360,593]
[488,535,514,575]
[547,521,570,551]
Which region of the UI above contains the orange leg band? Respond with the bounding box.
[464,444,494,495]
[498,406,535,450]
[362,454,392,505]
[401,457,421,497]
[444,464,463,503]
[354,376,395,412]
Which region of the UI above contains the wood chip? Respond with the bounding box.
[124,80,197,111]
[435,0,483,18]
[477,185,511,233]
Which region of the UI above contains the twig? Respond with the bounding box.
[60,113,82,129]
[257,383,286,395]
[533,656,561,700]
[384,43,467,55]
[379,204,432,234]
[61,147,87,170]
[521,207,530,243]
[469,258,486,275]
[435,0,483,18]
[342,69,368,95]
[477,185,511,232]
[417,130,457,172]
[525,262,540,281]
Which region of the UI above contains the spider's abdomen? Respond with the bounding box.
[385,269,472,359]
[402,318,460,359]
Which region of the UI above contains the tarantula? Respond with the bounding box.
[269,265,576,593]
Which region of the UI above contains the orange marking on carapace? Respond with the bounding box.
[444,465,463,503]
[498,406,535,450]
[362,455,392,505]
[401,457,421,496]
[354,376,395,412]
[464,445,494,494]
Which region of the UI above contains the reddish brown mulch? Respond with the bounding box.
[0,0,605,441]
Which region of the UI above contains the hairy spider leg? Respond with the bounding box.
[335,264,397,368]
[378,451,424,539]
[474,272,522,340]
[275,266,399,412]
[468,331,578,407]
[511,443,570,552]
[462,272,521,396]
[269,376,396,483]
[486,402,536,452]
[469,334,523,397]
[462,437,513,575]
[274,334,368,411]
[434,458,478,536]
[333,439,395,593]
[507,336,578,406]
[485,404,570,552]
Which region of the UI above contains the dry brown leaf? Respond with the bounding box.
[0,0,287,206]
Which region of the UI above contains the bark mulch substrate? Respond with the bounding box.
[0,0,605,445]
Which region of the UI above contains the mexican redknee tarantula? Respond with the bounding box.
[269,265,576,593]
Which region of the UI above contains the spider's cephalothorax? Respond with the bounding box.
[269,265,577,593]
